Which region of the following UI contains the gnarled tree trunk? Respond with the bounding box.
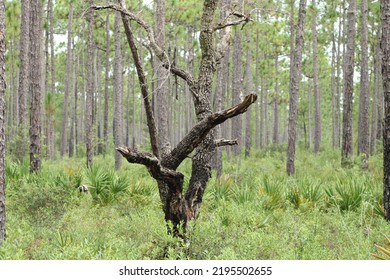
[93,0,255,237]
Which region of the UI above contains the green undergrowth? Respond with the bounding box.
[0,148,388,260]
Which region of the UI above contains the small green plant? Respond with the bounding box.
[261,176,285,210]
[325,176,367,211]
[233,184,254,204]
[84,166,129,205]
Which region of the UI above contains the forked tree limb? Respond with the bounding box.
[162,93,257,169]
[116,147,184,191]
[90,3,196,92]
[117,0,159,157]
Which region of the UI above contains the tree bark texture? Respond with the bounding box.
[18,0,29,127]
[85,1,95,167]
[381,0,390,221]
[154,0,171,158]
[29,0,43,173]
[286,0,307,176]
[312,0,321,154]
[341,0,356,164]
[114,11,123,170]
[60,3,73,158]
[358,0,370,157]
[0,0,6,242]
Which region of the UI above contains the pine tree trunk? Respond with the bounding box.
[86,0,94,168]
[245,32,253,157]
[0,0,6,242]
[331,20,337,149]
[371,34,382,155]
[255,28,260,149]
[312,0,321,154]
[104,14,110,154]
[381,0,390,221]
[114,11,123,170]
[286,0,307,176]
[341,0,357,165]
[358,0,370,159]
[17,0,30,161]
[60,3,73,158]
[231,24,243,156]
[273,55,279,145]
[29,0,43,173]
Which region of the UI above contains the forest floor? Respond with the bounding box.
[0,145,389,260]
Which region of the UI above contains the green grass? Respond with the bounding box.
[0,148,388,260]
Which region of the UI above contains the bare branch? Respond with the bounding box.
[215,138,238,147]
[214,9,252,31]
[90,3,197,91]
[163,93,257,169]
[117,147,184,191]
[117,2,159,157]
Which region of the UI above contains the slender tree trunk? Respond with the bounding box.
[381,0,390,221]
[331,19,337,149]
[212,0,230,176]
[286,0,307,176]
[358,0,370,159]
[335,0,345,149]
[69,55,77,158]
[255,28,260,149]
[29,0,43,173]
[273,55,279,145]
[104,14,110,154]
[60,3,73,157]
[263,72,269,146]
[17,0,30,161]
[341,0,357,165]
[231,21,243,156]
[312,0,321,154]
[371,52,379,156]
[86,0,94,168]
[114,11,123,170]
[0,0,6,243]
[245,32,253,157]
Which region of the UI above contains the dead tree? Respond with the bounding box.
[92,0,255,237]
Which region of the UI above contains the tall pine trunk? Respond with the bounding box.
[29,0,43,173]
[245,32,253,157]
[286,0,307,176]
[312,0,321,154]
[86,0,94,168]
[60,3,73,157]
[358,0,370,159]
[17,0,30,161]
[113,11,123,170]
[341,0,357,165]
[380,0,390,221]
